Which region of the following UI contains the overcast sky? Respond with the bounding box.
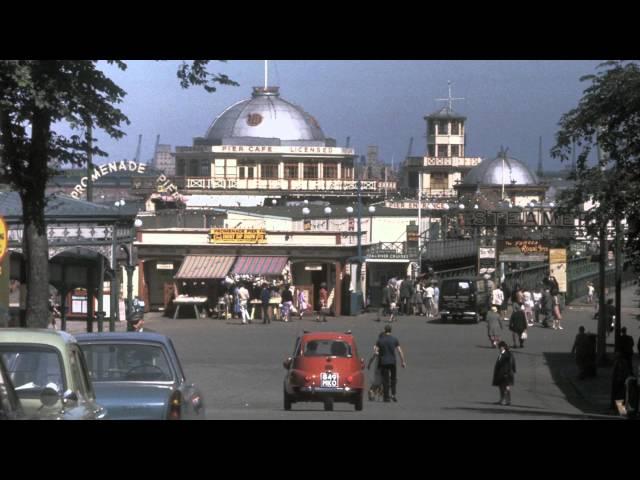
[72,60,604,171]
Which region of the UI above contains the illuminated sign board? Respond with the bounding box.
[209,228,266,244]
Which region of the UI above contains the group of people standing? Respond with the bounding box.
[378,276,439,323]
[222,282,329,325]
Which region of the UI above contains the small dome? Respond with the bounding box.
[426,106,467,120]
[205,86,326,142]
[463,155,538,186]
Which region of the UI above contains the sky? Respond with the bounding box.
[68,60,605,172]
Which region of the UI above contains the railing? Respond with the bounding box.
[176,177,397,192]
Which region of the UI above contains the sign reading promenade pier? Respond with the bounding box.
[209,228,266,244]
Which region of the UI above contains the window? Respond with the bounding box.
[324,164,337,179]
[427,144,435,157]
[239,168,245,179]
[438,121,448,135]
[437,145,448,157]
[261,164,277,179]
[304,340,352,358]
[0,346,66,398]
[431,172,448,190]
[450,145,459,157]
[284,163,298,179]
[303,164,318,179]
[189,159,199,176]
[428,120,435,135]
[451,121,460,135]
[176,159,185,176]
[80,343,174,382]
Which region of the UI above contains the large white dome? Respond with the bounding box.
[205,86,326,142]
[463,155,538,186]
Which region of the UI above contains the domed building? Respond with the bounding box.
[455,152,548,208]
[170,86,393,200]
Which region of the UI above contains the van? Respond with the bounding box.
[438,277,491,323]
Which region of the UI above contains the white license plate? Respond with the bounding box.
[320,372,339,388]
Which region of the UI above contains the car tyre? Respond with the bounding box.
[354,391,364,411]
[284,390,293,411]
[323,398,334,411]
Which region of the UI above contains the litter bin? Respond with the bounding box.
[350,292,363,316]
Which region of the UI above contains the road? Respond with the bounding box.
[138,297,632,419]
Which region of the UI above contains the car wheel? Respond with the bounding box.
[323,398,334,411]
[354,391,364,411]
[284,390,293,411]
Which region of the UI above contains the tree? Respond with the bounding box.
[0,60,237,328]
[551,60,640,363]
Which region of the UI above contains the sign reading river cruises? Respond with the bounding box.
[209,228,266,244]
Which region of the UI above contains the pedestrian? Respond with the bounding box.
[595,298,616,335]
[378,282,391,322]
[486,305,503,348]
[399,276,413,316]
[316,282,328,322]
[367,333,384,401]
[541,283,553,328]
[532,284,543,324]
[237,283,251,324]
[374,324,407,403]
[281,284,294,322]
[492,341,516,406]
[586,281,595,304]
[413,280,424,316]
[432,281,440,317]
[571,326,590,379]
[48,294,60,329]
[260,283,272,324]
[523,288,534,326]
[500,281,511,321]
[491,283,504,310]
[611,351,632,411]
[388,282,399,323]
[424,282,435,320]
[619,327,635,372]
[297,288,308,320]
[509,305,528,348]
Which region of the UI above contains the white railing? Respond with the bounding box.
[184,177,397,192]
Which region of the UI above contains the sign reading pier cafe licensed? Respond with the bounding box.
[70,160,180,200]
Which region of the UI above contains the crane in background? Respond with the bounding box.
[152,134,160,164]
[133,134,142,163]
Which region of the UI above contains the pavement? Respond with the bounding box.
[555,284,640,417]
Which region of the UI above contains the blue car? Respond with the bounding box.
[76,332,205,420]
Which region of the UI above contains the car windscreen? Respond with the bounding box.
[0,346,66,399]
[304,340,352,357]
[80,343,174,382]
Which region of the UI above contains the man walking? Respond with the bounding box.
[492,341,516,405]
[374,324,407,403]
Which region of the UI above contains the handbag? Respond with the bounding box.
[521,331,528,340]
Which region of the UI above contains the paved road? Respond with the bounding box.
[131,295,637,420]
[63,286,638,419]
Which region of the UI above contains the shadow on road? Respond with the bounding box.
[543,352,612,417]
[443,405,614,420]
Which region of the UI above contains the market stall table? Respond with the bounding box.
[172,295,208,319]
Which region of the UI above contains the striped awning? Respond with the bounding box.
[174,255,236,280]
[230,256,288,276]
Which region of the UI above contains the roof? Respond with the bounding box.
[215,205,430,220]
[462,155,539,187]
[300,331,356,342]
[205,86,326,142]
[0,329,77,349]
[0,192,131,222]
[174,255,236,280]
[75,332,170,344]
[426,106,467,120]
[231,256,288,276]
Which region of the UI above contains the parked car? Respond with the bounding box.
[76,332,205,420]
[283,331,365,411]
[438,276,491,323]
[0,329,106,420]
[0,354,24,420]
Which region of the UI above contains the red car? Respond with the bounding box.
[282,331,365,411]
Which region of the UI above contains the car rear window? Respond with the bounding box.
[80,343,174,382]
[441,281,471,295]
[304,340,352,357]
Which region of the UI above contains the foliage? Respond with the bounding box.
[551,60,640,270]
